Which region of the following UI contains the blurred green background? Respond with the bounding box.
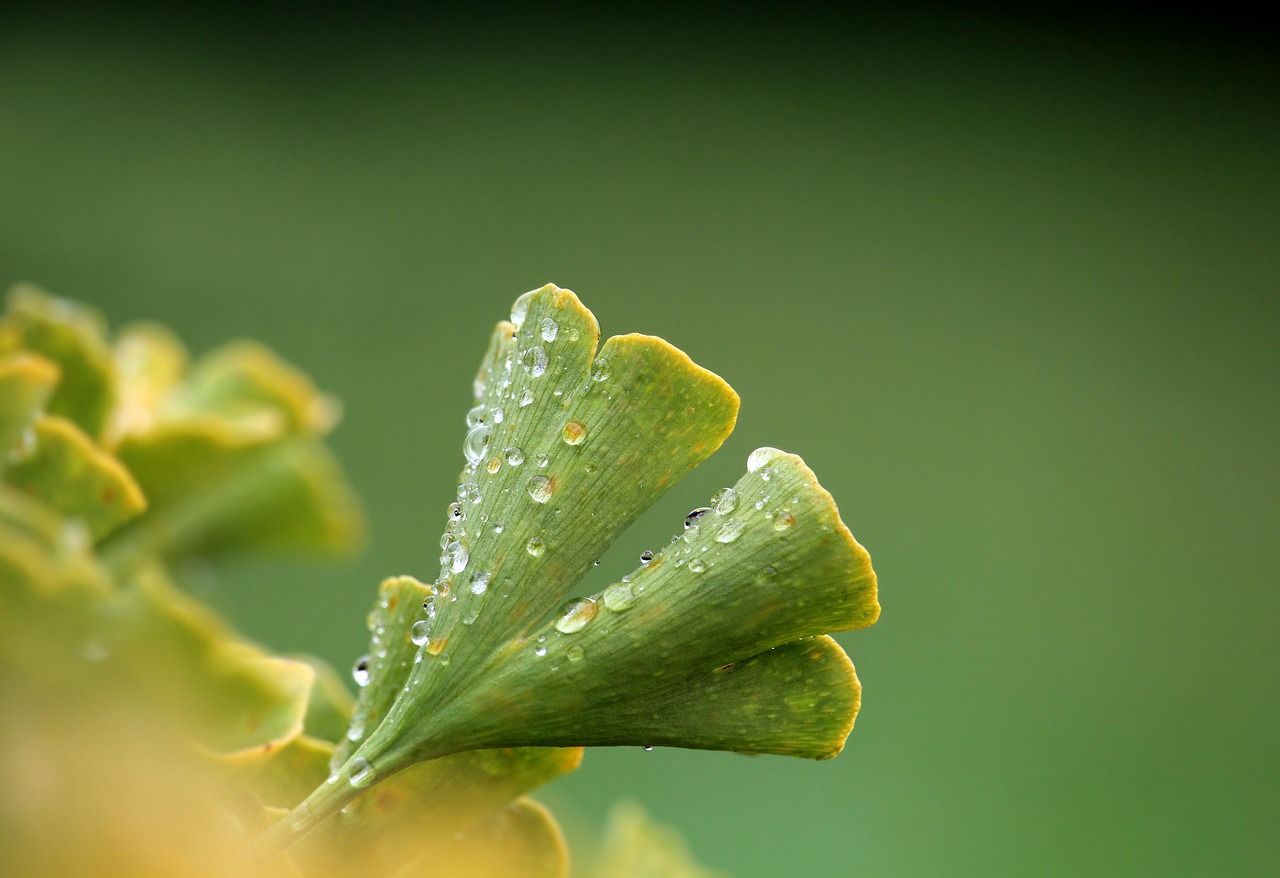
[3,8,1277,876]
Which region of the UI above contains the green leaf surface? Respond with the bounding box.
[4,284,117,441]
[242,734,337,810]
[4,415,147,540]
[0,352,59,469]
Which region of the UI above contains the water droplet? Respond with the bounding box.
[346,715,365,742]
[535,452,550,467]
[590,357,611,382]
[527,475,553,503]
[470,571,490,595]
[683,523,701,543]
[640,550,654,565]
[434,579,452,598]
[422,596,436,615]
[688,558,707,573]
[464,424,490,464]
[450,543,470,573]
[486,456,503,474]
[712,487,738,515]
[504,446,525,466]
[685,507,712,528]
[534,646,547,657]
[492,521,505,534]
[602,581,635,612]
[448,502,463,520]
[567,644,585,662]
[555,598,599,633]
[410,620,431,646]
[773,509,795,530]
[763,565,778,578]
[492,406,504,424]
[466,405,487,428]
[748,446,785,473]
[715,521,744,543]
[519,388,535,407]
[426,637,448,656]
[584,462,597,474]
[352,655,371,687]
[510,290,536,328]
[348,757,376,788]
[562,420,587,445]
[526,536,546,557]
[463,607,479,625]
[520,345,548,377]
[643,746,654,752]
[540,317,559,342]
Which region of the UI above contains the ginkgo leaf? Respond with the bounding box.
[4,415,147,540]
[3,284,117,441]
[107,321,189,444]
[264,285,878,849]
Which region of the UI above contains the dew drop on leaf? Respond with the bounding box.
[688,558,707,573]
[535,452,550,467]
[540,317,559,342]
[464,424,490,464]
[590,357,611,382]
[567,644,585,662]
[562,420,587,445]
[748,446,785,473]
[410,620,431,646]
[466,405,487,428]
[602,582,636,612]
[510,291,535,328]
[555,597,599,633]
[640,550,653,565]
[526,536,546,557]
[773,509,796,530]
[527,475,553,503]
[348,757,376,788]
[352,655,371,687]
[715,521,744,543]
[685,507,712,528]
[486,456,503,474]
[520,345,548,377]
[450,544,469,573]
[505,446,525,466]
[519,388,535,407]
[469,571,490,595]
[712,487,738,515]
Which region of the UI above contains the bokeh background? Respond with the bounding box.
[3,7,1277,876]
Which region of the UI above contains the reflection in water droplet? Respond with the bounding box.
[567,644,585,662]
[348,757,376,788]
[470,571,490,595]
[590,357,611,382]
[555,597,599,633]
[485,456,502,474]
[450,544,469,573]
[426,637,448,656]
[352,655,371,687]
[505,446,525,466]
[448,502,463,520]
[534,646,547,657]
[466,405,487,428]
[602,582,636,612]
[492,406,504,424]
[640,550,653,565]
[536,452,550,467]
[540,317,559,342]
[410,620,431,646]
[519,388,535,407]
[688,558,707,573]
[346,715,365,742]
[527,475,553,503]
[526,536,546,557]
[510,290,535,328]
[773,509,795,530]
[562,420,587,445]
[685,507,711,528]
